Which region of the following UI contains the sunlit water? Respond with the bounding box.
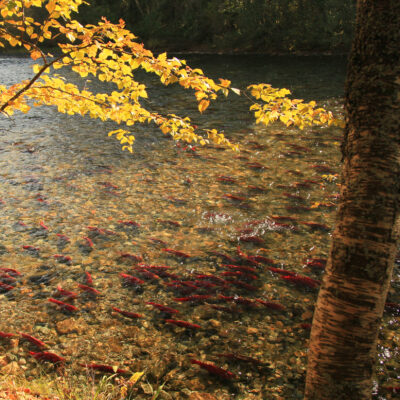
[0,55,398,399]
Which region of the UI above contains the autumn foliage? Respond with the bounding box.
[0,0,342,152]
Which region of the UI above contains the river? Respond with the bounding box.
[0,54,398,399]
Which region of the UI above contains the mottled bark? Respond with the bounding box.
[304,1,400,399]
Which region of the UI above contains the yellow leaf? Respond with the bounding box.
[66,32,76,42]
[30,50,41,60]
[219,78,231,88]
[157,52,167,61]
[231,87,241,96]
[45,1,55,14]
[128,371,144,385]
[198,99,209,114]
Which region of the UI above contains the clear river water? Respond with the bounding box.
[0,54,398,399]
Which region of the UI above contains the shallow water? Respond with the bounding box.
[0,55,398,399]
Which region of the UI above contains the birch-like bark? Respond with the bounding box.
[304,1,400,399]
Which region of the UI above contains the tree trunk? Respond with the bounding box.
[304,1,400,399]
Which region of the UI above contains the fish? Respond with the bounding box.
[77,283,101,295]
[85,271,93,285]
[162,248,190,258]
[306,259,327,270]
[55,286,78,299]
[166,196,187,204]
[56,233,70,242]
[87,226,101,232]
[247,141,266,150]
[0,267,21,276]
[237,227,256,235]
[223,193,247,202]
[39,221,49,230]
[268,267,297,276]
[53,254,72,263]
[272,222,298,232]
[157,219,181,227]
[255,299,286,311]
[22,245,39,252]
[98,181,119,190]
[82,236,94,247]
[238,235,265,244]
[149,237,168,246]
[293,181,312,189]
[192,280,218,290]
[216,175,236,183]
[302,179,321,185]
[0,273,16,283]
[190,359,236,380]
[79,363,128,374]
[165,281,198,292]
[29,351,65,364]
[112,307,142,319]
[119,273,145,285]
[164,319,202,329]
[209,304,235,313]
[171,280,200,289]
[145,302,179,315]
[236,246,260,266]
[283,150,301,156]
[311,164,335,173]
[282,192,306,201]
[270,215,298,222]
[173,295,212,302]
[209,251,237,264]
[137,264,170,271]
[36,195,48,203]
[87,226,115,236]
[158,271,180,280]
[218,295,256,307]
[48,298,78,312]
[0,282,15,291]
[20,333,46,348]
[0,331,15,338]
[221,271,258,280]
[280,274,321,289]
[246,162,265,170]
[234,155,249,161]
[301,221,331,231]
[247,185,268,192]
[246,255,275,266]
[195,274,228,286]
[119,253,143,263]
[289,144,311,152]
[135,268,161,280]
[117,220,140,228]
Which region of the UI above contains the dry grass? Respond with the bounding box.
[0,370,164,400]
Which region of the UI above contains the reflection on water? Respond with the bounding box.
[0,55,398,399]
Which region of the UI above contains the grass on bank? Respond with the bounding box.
[0,370,166,400]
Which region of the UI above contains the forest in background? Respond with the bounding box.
[76,0,356,54]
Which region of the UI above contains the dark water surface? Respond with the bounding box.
[0,55,398,399]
